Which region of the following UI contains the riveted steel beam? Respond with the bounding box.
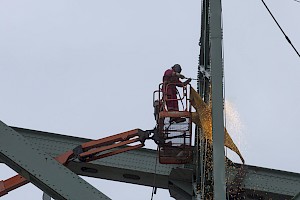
[0,121,110,200]
[209,0,226,198]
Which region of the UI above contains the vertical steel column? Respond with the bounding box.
[209,0,226,199]
[196,0,213,199]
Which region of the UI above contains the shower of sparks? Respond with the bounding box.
[224,100,247,163]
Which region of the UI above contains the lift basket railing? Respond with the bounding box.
[153,83,193,164]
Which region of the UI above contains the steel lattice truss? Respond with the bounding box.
[1,125,300,199]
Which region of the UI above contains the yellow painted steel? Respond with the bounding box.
[190,87,244,163]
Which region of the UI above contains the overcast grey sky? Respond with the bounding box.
[0,0,299,199]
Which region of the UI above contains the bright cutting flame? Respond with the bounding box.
[224,100,246,162]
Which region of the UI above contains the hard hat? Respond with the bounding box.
[172,64,182,73]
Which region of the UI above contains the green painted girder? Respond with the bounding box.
[2,126,300,199]
[226,162,300,199]
[209,0,226,198]
[0,121,110,200]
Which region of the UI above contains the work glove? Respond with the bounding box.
[175,72,185,79]
[179,74,185,79]
[184,78,192,85]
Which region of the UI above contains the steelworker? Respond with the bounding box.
[163,64,191,123]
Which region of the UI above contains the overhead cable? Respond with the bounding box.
[261,0,300,59]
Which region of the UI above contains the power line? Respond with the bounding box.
[261,0,300,58]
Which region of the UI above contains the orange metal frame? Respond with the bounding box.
[0,129,149,197]
[153,83,193,164]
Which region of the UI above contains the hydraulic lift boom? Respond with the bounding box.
[0,129,152,197]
